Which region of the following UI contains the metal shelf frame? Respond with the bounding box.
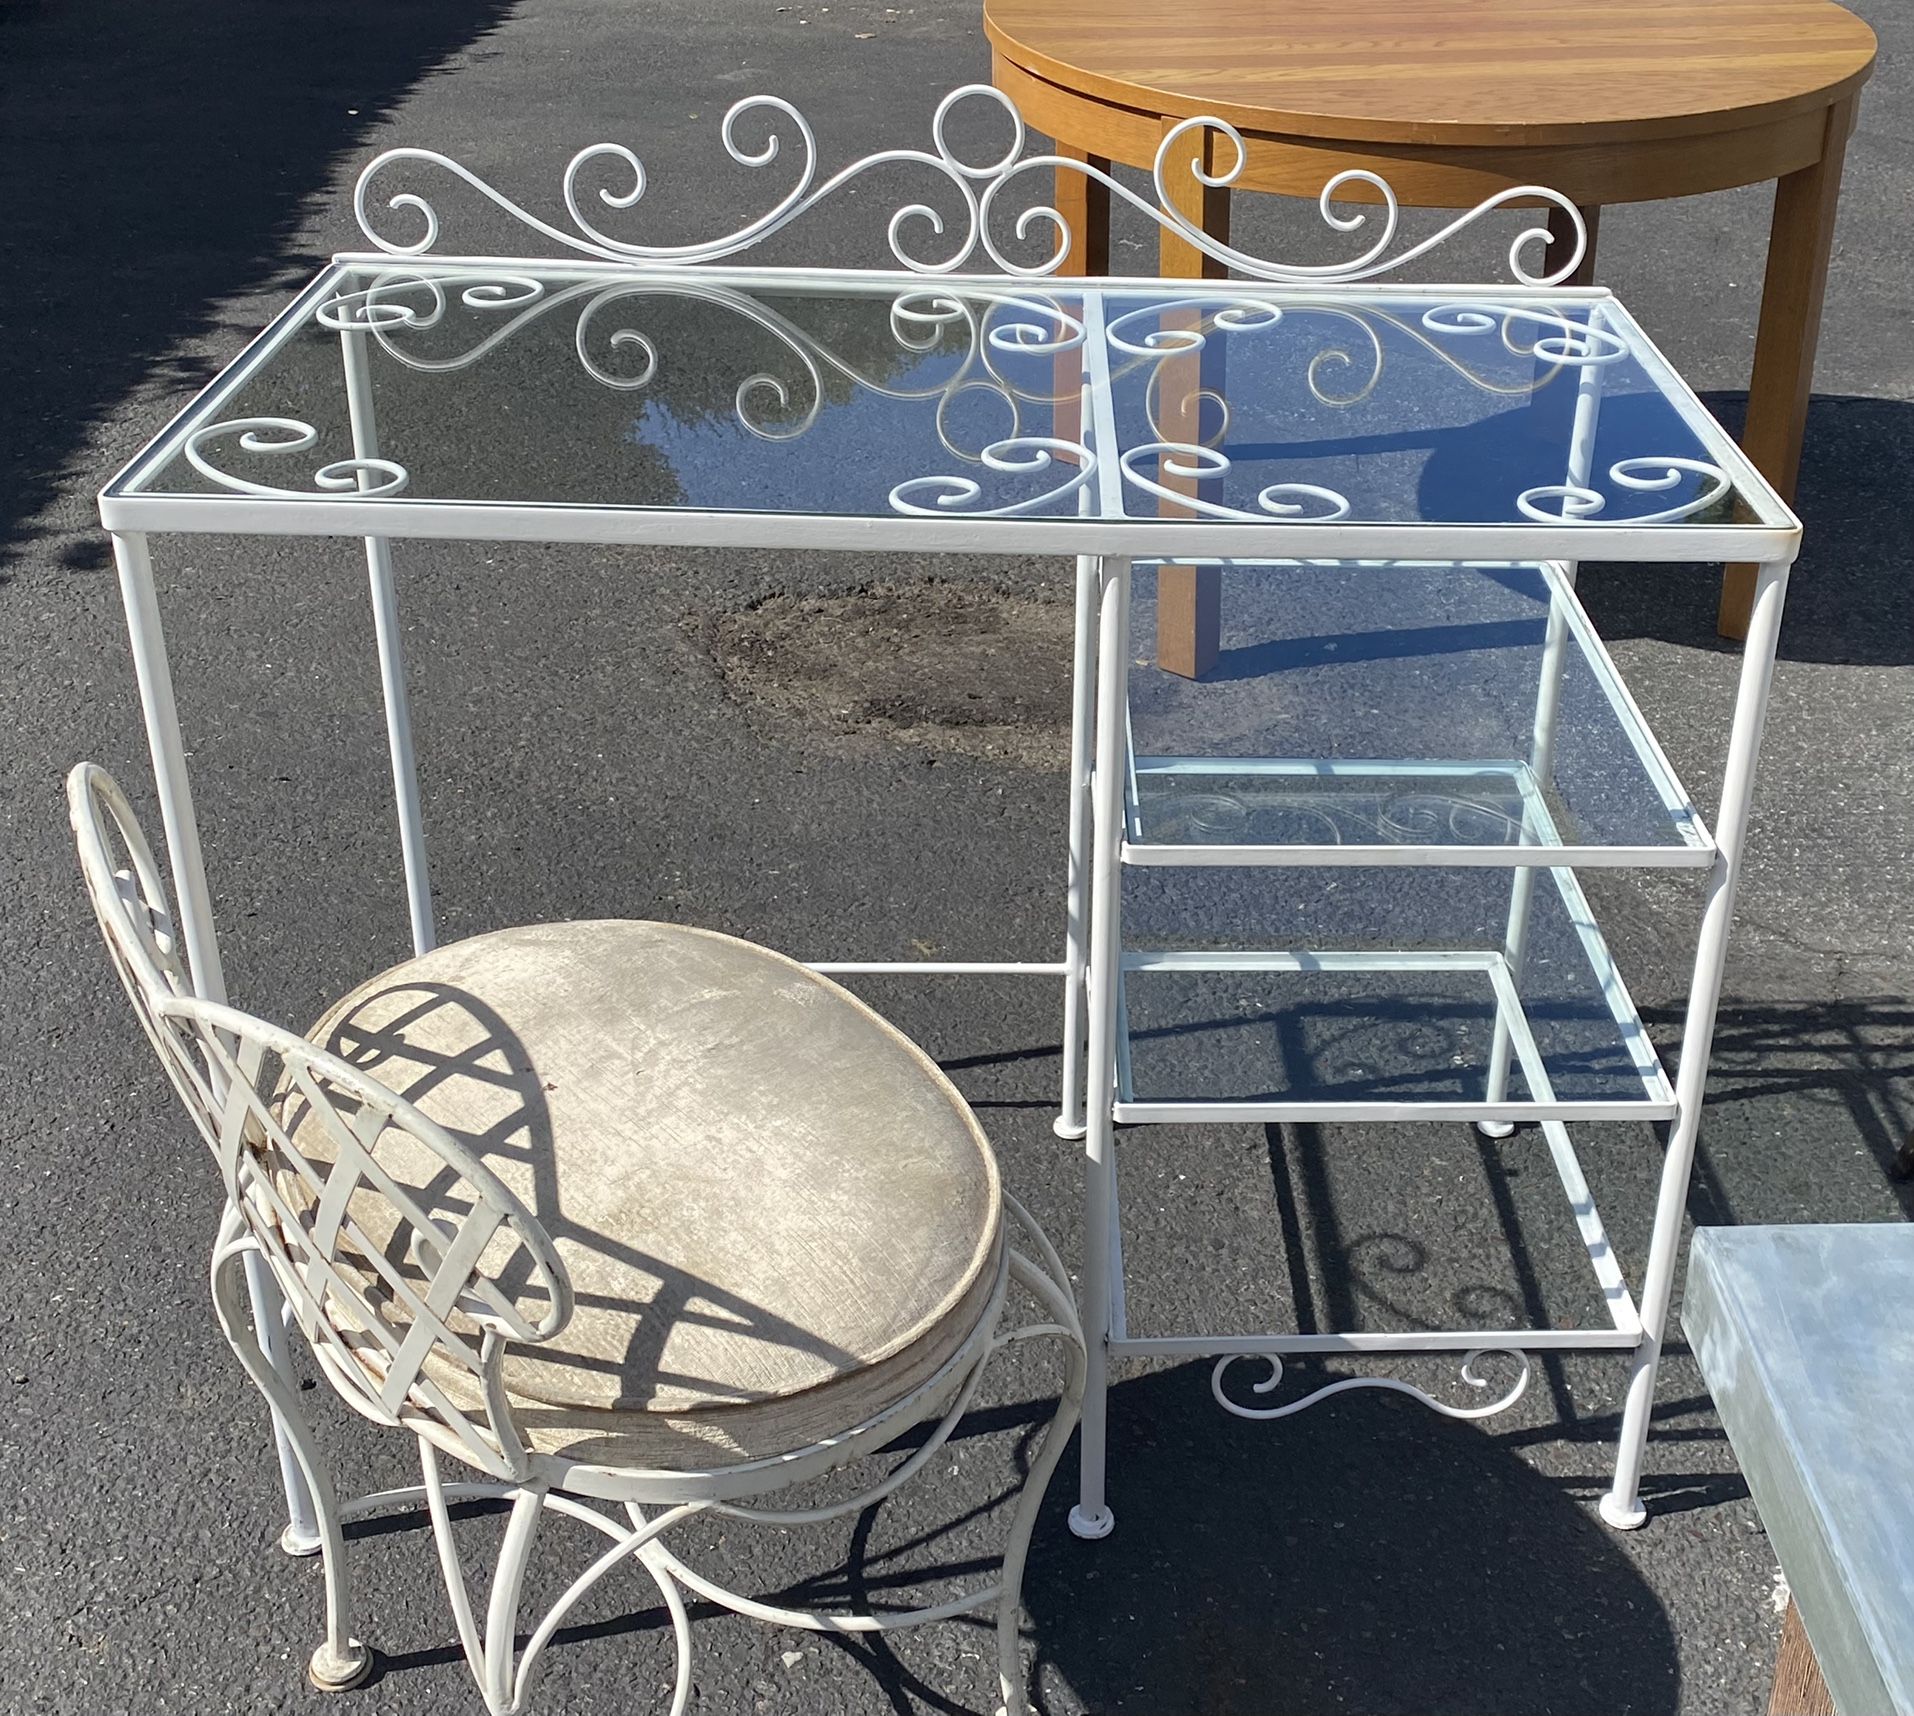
[95,234,1798,1550]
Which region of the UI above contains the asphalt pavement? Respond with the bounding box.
[2,2,1910,1713]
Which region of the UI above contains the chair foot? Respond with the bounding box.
[1598,1491,1647,1531]
[1051,1116,1088,1141]
[1067,1504,1114,1540]
[1474,1119,1515,1139]
[308,1639,374,1692]
[280,1522,324,1558]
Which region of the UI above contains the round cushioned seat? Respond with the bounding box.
[293,920,1003,1470]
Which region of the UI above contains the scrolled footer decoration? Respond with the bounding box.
[1210,1348,1532,1422]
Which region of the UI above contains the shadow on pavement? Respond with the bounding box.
[1018,1365,1681,1716]
[1575,394,1914,667]
[0,0,520,580]
[1676,992,1914,1222]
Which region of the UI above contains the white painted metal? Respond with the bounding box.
[1123,839,1711,869]
[1115,1328,1640,1358]
[1055,553,1100,1140]
[76,795,1085,1712]
[1069,553,1129,1543]
[1212,1348,1533,1421]
[1114,1096,1677,1125]
[346,84,1588,287]
[339,326,436,955]
[1601,556,1794,1530]
[806,959,1067,975]
[102,482,1799,562]
[103,544,322,1556]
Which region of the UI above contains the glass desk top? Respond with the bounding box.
[101,260,1796,558]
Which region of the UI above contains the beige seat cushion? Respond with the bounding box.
[292,920,1002,1469]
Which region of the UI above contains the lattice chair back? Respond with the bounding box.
[66,764,215,1125]
[69,763,573,1481]
[173,996,575,1479]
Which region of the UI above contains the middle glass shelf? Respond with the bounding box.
[1106,558,1690,1126]
[1122,560,1712,868]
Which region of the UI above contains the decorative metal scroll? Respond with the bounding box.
[173,85,1735,529]
[1211,1349,1533,1422]
[312,269,1095,517]
[349,83,1590,286]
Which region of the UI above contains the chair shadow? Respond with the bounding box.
[321,978,860,1419]
[1654,991,1914,1223]
[1019,1366,1682,1716]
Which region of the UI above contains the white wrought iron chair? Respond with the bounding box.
[69,763,1084,1716]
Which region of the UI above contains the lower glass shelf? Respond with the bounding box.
[1113,868,1675,1125]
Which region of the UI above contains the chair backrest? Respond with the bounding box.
[67,764,204,1106]
[67,764,574,1480]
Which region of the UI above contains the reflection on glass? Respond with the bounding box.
[128,266,1765,530]
[1127,562,1707,853]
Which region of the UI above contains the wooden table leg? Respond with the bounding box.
[1156,117,1230,680]
[1768,1598,1835,1716]
[1720,95,1857,639]
[1548,201,1601,287]
[1053,144,1112,277]
[1051,147,1111,466]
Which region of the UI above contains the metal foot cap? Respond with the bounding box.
[279,1523,324,1558]
[1475,1120,1516,1139]
[308,1640,373,1693]
[1598,1492,1647,1531]
[1052,1117,1088,1141]
[1067,1504,1115,1540]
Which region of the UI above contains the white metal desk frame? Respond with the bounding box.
[96,87,1799,1556]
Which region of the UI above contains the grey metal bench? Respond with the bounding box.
[1685,1224,1914,1716]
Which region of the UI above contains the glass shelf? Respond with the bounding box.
[1113,862,1675,1125]
[102,263,1796,562]
[1096,289,1772,529]
[1124,560,1711,867]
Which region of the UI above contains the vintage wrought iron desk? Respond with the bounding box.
[97,89,1799,1561]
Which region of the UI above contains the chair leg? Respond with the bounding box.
[996,1245,1089,1716]
[210,1238,372,1692]
[421,1442,549,1716]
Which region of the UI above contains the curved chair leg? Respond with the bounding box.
[995,1242,1089,1716]
[210,1231,372,1693]
[326,1199,1085,1716]
[420,1443,547,1716]
[642,1199,1088,1716]
[418,1448,710,1716]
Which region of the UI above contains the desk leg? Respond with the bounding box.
[1720,97,1857,638]
[340,328,435,956]
[114,530,323,1557]
[1156,118,1230,681]
[1050,156,1104,1140]
[1070,554,1128,1542]
[1055,553,1098,1141]
[1603,557,1791,1529]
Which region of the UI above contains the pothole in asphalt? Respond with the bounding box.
[704,579,1075,770]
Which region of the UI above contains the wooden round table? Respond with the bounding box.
[986,0,1876,645]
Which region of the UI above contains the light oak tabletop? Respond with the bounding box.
[984,0,1878,148]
